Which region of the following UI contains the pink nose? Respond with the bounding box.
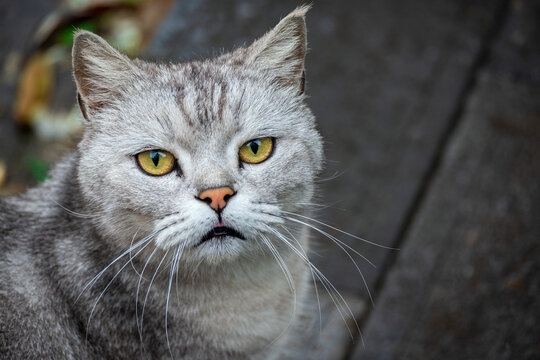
[198,187,235,211]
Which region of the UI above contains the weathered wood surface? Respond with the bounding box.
[354,0,540,358]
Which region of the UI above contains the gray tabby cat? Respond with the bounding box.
[0,6,334,359]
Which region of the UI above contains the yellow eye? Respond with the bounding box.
[239,138,273,164]
[137,150,176,176]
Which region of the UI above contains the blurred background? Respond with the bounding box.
[1,0,539,359]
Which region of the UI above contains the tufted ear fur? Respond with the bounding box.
[72,30,135,117]
[245,5,309,94]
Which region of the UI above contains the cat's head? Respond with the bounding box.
[72,6,323,266]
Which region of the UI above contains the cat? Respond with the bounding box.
[0,6,351,359]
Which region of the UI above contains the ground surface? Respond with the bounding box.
[1,0,539,358]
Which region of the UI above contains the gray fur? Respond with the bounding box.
[0,6,327,359]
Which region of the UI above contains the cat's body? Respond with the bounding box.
[1,7,326,359]
[0,155,313,359]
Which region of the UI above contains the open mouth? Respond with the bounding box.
[199,226,246,245]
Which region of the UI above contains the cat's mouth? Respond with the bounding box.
[198,226,246,245]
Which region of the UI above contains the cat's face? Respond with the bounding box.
[73,8,322,265]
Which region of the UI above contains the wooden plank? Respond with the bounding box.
[354,0,540,358]
[147,0,505,301]
[308,0,505,299]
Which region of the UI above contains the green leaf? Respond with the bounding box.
[26,155,50,182]
[56,20,98,47]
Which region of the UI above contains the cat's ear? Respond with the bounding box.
[72,31,134,116]
[245,6,309,94]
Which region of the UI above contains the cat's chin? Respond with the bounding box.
[193,235,246,263]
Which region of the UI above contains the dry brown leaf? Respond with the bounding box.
[137,0,174,47]
[14,52,53,126]
[0,160,7,189]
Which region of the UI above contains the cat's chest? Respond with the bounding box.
[171,282,297,352]
[87,273,299,359]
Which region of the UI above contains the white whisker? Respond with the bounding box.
[53,200,97,218]
[166,244,185,358]
[283,216,375,306]
[86,235,155,341]
[259,234,296,297]
[76,230,161,303]
[259,233,297,347]
[129,231,143,277]
[314,170,345,183]
[282,210,397,250]
[265,225,360,341]
[284,215,376,268]
[140,249,169,337]
[280,224,322,333]
[136,246,158,353]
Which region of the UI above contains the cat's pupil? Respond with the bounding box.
[249,140,260,154]
[151,151,160,167]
